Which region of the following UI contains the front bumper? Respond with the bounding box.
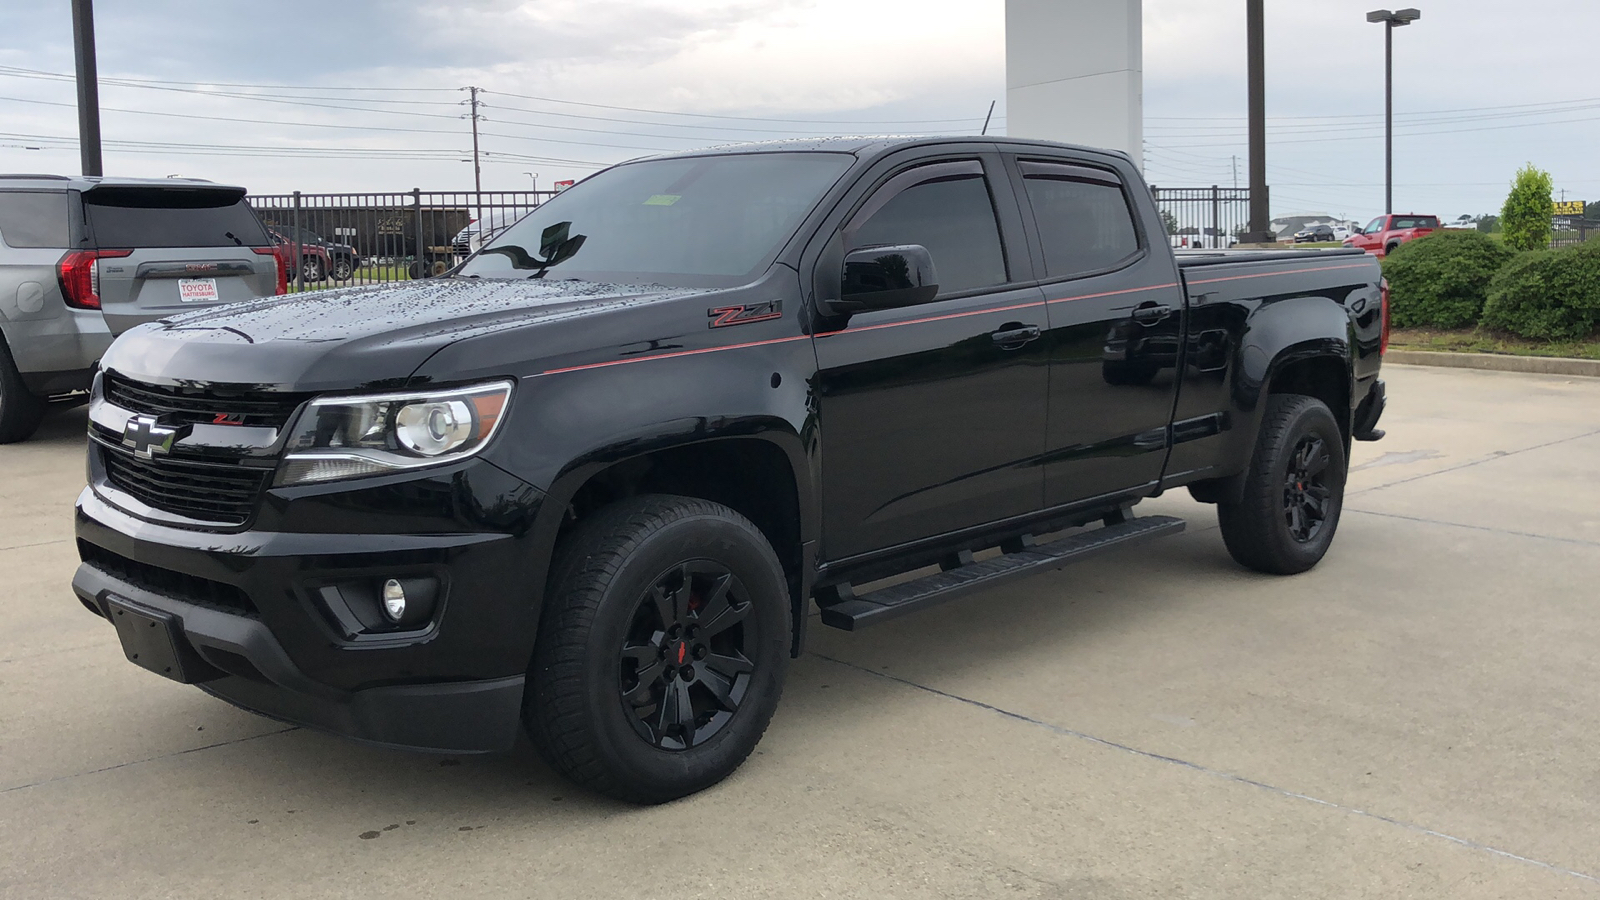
[72,460,549,753]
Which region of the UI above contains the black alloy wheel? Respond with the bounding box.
[526,494,790,803]
[619,561,755,750]
[1217,393,1347,575]
[1283,435,1332,543]
[332,256,354,280]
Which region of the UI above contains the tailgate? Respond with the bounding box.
[82,185,278,334]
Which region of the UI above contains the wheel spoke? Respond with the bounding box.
[1304,448,1330,477]
[1287,504,1306,538]
[623,661,665,705]
[703,651,754,680]
[697,665,740,713]
[656,678,697,747]
[622,643,658,667]
[698,595,748,639]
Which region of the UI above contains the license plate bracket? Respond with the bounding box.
[178,278,219,302]
[107,596,209,683]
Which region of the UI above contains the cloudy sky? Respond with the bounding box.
[1,0,1593,222]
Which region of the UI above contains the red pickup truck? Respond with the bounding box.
[1344,214,1439,257]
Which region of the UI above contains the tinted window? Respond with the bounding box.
[0,191,69,249]
[463,152,853,287]
[1022,172,1139,277]
[849,173,1006,295]
[84,187,268,248]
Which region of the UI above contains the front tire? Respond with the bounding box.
[0,339,47,444]
[1217,394,1347,575]
[525,495,791,803]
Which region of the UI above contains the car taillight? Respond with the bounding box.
[252,246,287,295]
[1380,278,1391,355]
[57,249,133,310]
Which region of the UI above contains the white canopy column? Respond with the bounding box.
[1005,0,1143,170]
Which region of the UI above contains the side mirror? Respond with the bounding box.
[836,244,939,312]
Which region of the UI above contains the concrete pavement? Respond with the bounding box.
[3,364,1598,898]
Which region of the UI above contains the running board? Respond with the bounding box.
[816,516,1186,631]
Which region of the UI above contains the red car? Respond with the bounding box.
[1345,214,1440,257]
[268,230,333,283]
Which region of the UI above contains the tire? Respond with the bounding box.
[525,494,791,803]
[332,257,353,281]
[1384,243,1400,256]
[1216,394,1347,575]
[0,338,47,444]
[300,256,324,282]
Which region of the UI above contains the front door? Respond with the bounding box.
[814,156,1048,561]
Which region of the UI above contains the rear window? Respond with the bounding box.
[0,191,69,249]
[84,187,269,249]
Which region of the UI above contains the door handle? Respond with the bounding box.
[1132,303,1173,324]
[990,324,1041,348]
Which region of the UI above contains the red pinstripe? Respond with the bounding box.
[535,262,1369,376]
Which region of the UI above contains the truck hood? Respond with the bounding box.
[99,277,713,392]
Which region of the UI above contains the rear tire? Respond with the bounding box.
[0,339,47,444]
[300,256,324,282]
[1217,394,1346,575]
[525,495,791,803]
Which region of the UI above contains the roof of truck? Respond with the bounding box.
[636,135,1137,165]
[0,174,246,193]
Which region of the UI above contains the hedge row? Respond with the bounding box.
[1381,232,1600,340]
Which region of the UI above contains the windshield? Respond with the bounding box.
[459,152,854,287]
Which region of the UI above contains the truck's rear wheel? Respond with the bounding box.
[1217,394,1346,575]
[525,495,790,803]
[0,339,47,444]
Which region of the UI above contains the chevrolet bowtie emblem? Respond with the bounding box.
[121,415,188,460]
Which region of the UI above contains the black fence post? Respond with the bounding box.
[411,188,424,280]
[1210,186,1221,250]
[292,191,303,292]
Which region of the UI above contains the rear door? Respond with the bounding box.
[82,185,279,335]
[1004,153,1185,507]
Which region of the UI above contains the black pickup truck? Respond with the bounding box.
[72,137,1387,802]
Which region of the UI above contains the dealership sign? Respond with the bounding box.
[1553,200,1586,217]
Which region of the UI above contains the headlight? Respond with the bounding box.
[275,380,513,486]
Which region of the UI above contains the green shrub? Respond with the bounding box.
[1381,230,1515,328]
[1501,164,1554,252]
[1481,242,1600,340]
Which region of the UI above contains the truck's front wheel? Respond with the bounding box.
[525,495,790,803]
[1217,394,1347,575]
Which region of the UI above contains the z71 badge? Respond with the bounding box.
[708,300,782,329]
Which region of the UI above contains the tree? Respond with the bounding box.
[1476,215,1501,234]
[1501,164,1554,251]
[1588,201,1600,222]
[1159,208,1179,236]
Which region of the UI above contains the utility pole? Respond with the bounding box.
[466,86,484,240]
[70,0,103,176]
[1243,0,1273,244]
[1232,155,1239,189]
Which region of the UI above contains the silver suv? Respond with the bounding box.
[0,175,284,442]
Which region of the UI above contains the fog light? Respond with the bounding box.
[382,579,407,622]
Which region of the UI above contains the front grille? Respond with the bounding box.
[104,374,309,430]
[101,443,271,526]
[78,540,258,617]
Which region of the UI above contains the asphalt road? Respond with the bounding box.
[3,364,1598,899]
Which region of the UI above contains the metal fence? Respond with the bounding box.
[248,190,558,290]
[1551,221,1595,249]
[1151,186,1255,249]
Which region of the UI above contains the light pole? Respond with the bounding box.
[1367,8,1421,215]
[522,172,538,192]
[70,0,102,176]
